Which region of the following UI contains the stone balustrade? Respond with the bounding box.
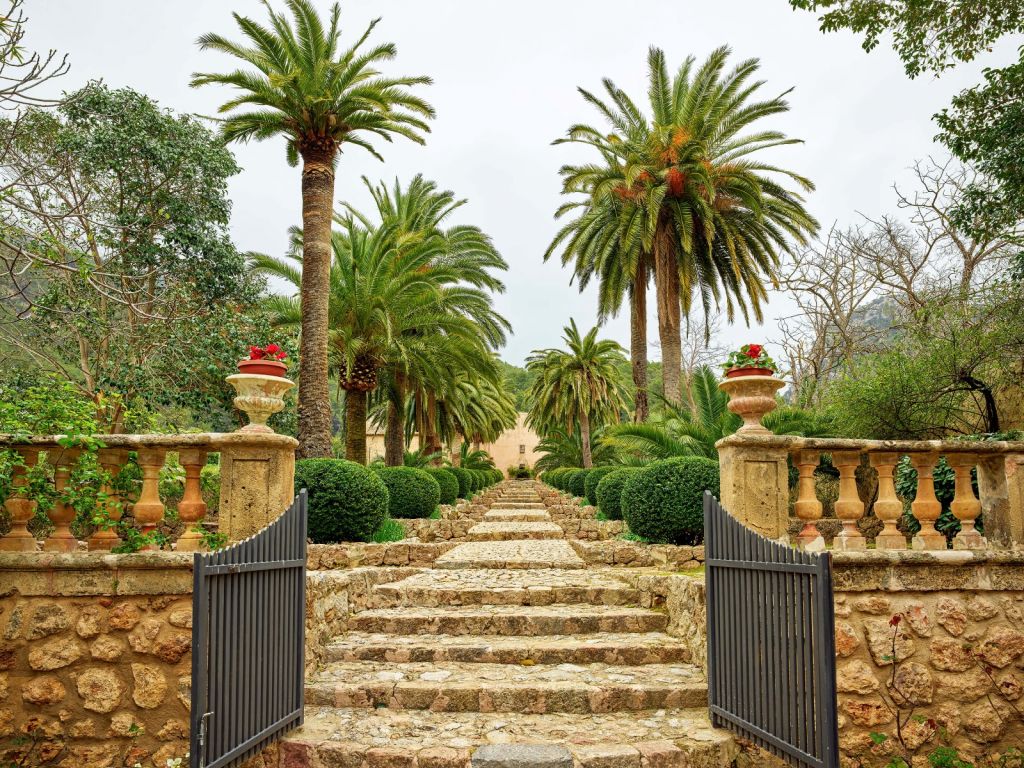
[716,373,1024,550]
[0,431,297,553]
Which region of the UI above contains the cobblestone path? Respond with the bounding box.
[278,481,737,768]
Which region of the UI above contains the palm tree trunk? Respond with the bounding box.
[580,410,593,468]
[631,255,650,422]
[425,391,442,462]
[344,389,367,465]
[384,399,405,466]
[297,145,338,458]
[654,223,683,406]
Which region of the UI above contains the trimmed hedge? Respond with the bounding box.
[621,457,720,544]
[584,466,617,506]
[426,468,459,505]
[372,466,441,519]
[448,466,472,498]
[595,468,639,521]
[567,468,589,498]
[295,459,388,543]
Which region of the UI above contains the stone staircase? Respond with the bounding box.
[281,481,738,768]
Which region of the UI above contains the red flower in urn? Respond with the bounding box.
[238,344,289,377]
[721,343,777,378]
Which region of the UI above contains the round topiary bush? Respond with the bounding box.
[373,466,441,519]
[541,468,562,488]
[555,468,579,491]
[448,466,472,498]
[295,459,389,543]
[425,468,459,505]
[567,468,590,498]
[584,466,617,506]
[595,468,639,520]
[621,457,720,544]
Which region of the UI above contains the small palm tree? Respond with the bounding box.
[192,0,434,457]
[526,321,629,467]
[605,365,833,461]
[533,425,621,472]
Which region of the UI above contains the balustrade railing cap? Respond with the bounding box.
[715,432,1024,456]
[0,431,298,450]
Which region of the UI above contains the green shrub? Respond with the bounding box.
[372,466,441,519]
[621,457,719,544]
[584,466,617,506]
[492,468,504,484]
[371,517,407,543]
[595,468,639,521]
[549,467,574,491]
[200,464,220,515]
[567,468,589,498]
[424,468,459,505]
[295,459,388,543]
[448,466,472,498]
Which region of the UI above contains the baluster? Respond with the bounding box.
[43,447,80,552]
[910,452,946,550]
[832,451,866,550]
[793,450,823,547]
[870,452,906,549]
[1,448,40,551]
[88,449,127,551]
[133,447,166,550]
[949,453,986,549]
[175,449,208,551]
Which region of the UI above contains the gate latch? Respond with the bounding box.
[198,712,214,768]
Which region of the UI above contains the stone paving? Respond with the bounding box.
[273,480,736,768]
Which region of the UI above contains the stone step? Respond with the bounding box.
[490,502,546,509]
[278,706,738,768]
[483,510,551,522]
[468,522,564,541]
[436,541,584,570]
[326,631,692,665]
[305,660,708,713]
[370,568,639,607]
[348,605,669,636]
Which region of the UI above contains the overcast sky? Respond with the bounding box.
[24,1,1018,365]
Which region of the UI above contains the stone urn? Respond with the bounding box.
[718,373,785,434]
[226,373,295,433]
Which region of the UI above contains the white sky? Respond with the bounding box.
[24,1,1020,365]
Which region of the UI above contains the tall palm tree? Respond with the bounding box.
[526,320,629,468]
[551,46,818,406]
[604,365,833,461]
[192,0,434,457]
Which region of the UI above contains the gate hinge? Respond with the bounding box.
[198,712,213,768]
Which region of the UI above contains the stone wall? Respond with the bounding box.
[655,551,1024,766]
[832,551,1024,766]
[306,542,457,570]
[569,541,705,569]
[0,553,194,767]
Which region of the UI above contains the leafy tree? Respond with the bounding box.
[532,425,621,472]
[789,0,1024,240]
[193,0,434,457]
[0,84,261,431]
[605,365,833,460]
[549,46,817,406]
[526,321,629,467]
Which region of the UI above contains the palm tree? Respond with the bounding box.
[551,46,818,406]
[604,365,833,461]
[253,199,508,464]
[526,320,629,468]
[533,425,621,472]
[192,0,434,457]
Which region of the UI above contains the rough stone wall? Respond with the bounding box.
[569,541,705,569]
[306,542,457,570]
[620,572,708,670]
[833,552,1024,765]
[0,553,194,768]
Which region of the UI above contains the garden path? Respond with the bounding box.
[278,481,737,768]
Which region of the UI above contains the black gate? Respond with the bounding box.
[190,491,308,768]
[704,492,839,768]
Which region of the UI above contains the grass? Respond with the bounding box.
[619,531,649,543]
[594,508,609,521]
[429,507,441,520]
[371,517,406,543]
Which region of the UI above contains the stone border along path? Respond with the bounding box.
[275,480,738,768]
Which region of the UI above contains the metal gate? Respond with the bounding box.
[190,491,308,768]
[704,492,839,768]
